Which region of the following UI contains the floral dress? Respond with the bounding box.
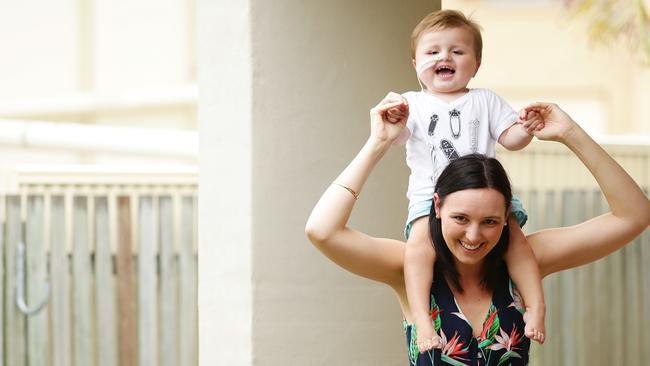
[404,268,530,366]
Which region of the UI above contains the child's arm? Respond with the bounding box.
[505,217,546,344]
[404,218,440,352]
[498,111,544,151]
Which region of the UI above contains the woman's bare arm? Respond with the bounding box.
[305,93,409,289]
[521,103,650,277]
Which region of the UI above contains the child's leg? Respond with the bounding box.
[506,216,546,344]
[404,217,440,352]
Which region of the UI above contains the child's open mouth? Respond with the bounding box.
[435,66,455,77]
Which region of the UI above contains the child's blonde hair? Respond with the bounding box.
[410,9,483,61]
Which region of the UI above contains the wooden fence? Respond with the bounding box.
[519,189,650,366]
[0,193,197,366]
[498,142,650,365]
[0,142,647,366]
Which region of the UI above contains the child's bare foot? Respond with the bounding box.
[415,321,441,352]
[523,307,546,344]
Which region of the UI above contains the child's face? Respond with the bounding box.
[412,27,480,94]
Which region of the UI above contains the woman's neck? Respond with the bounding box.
[455,260,486,291]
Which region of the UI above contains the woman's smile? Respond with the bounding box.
[458,239,484,252]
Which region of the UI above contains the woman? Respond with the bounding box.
[304,96,650,365]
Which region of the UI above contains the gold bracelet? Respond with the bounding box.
[332,182,359,200]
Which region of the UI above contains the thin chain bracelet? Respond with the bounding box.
[331,182,359,200]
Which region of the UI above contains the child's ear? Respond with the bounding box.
[412,58,417,70]
[473,59,481,76]
[433,193,441,218]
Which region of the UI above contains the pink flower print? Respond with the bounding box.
[508,287,525,313]
[439,330,469,360]
[487,326,523,353]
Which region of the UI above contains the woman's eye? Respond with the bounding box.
[484,219,497,225]
[453,216,467,222]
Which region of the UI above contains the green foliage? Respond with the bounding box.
[564,0,650,65]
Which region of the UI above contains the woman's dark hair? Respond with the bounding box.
[430,154,512,292]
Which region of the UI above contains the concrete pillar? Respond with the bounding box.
[198,1,439,365]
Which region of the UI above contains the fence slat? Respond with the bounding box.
[5,196,26,366]
[179,196,197,366]
[590,191,607,365]
[543,191,561,366]
[73,196,93,366]
[641,227,650,363]
[139,196,158,366]
[26,195,48,366]
[573,191,588,366]
[559,191,576,366]
[51,195,71,366]
[0,195,4,365]
[95,197,117,366]
[117,196,137,366]
[160,196,177,366]
[581,192,597,366]
[624,237,642,365]
[607,195,626,365]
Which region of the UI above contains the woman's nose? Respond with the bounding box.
[465,224,482,243]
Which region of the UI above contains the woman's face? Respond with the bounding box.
[434,188,508,267]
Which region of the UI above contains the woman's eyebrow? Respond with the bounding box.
[447,212,503,220]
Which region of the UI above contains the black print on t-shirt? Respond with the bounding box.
[469,119,480,153]
[428,114,438,136]
[449,109,461,139]
[440,139,460,161]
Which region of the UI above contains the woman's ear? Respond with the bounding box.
[433,193,441,218]
[505,203,512,225]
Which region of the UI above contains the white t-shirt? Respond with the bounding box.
[394,88,517,207]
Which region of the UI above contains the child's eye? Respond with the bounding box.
[429,51,439,55]
[453,50,463,55]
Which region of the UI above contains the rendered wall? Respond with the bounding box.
[443,1,650,137]
[199,0,440,365]
[0,0,198,189]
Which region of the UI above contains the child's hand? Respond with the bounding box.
[520,102,579,142]
[517,109,545,135]
[385,92,409,124]
[369,92,409,143]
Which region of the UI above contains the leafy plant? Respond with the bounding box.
[564,0,650,65]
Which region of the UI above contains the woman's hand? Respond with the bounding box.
[370,92,408,143]
[519,102,579,143]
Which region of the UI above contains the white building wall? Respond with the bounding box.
[199,0,439,365]
[0,0,198,192]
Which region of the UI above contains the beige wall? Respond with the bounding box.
[444,0,650,138]
[0,0,198,190]
[0,0,195,128]
[199,0,439,364]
